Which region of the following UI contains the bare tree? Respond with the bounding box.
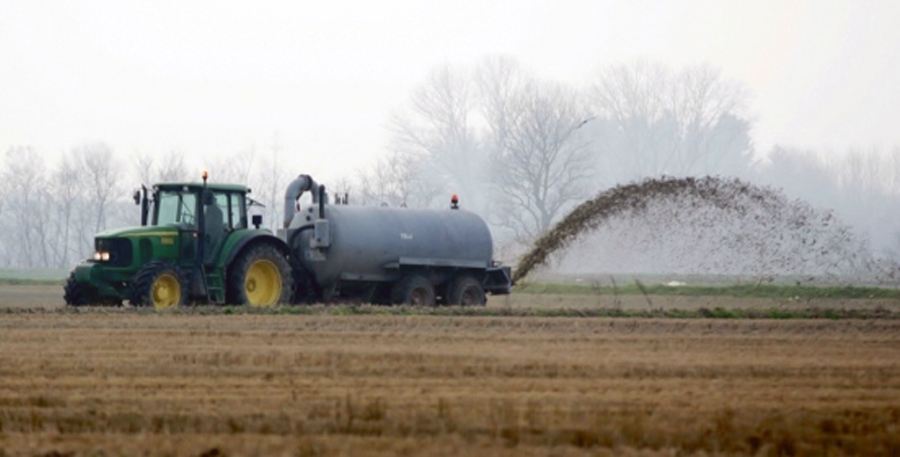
[133,150,192,185]
[68,143,120,257]
[355,149,440,208]
[81,143,119,234]
[133,151,155,186]
[591,61,752,179]
[387,64,484,210]
[48,155,81,267]
[157,150,192,182]
[208,145,255,186]
[485,79,596,241]
[476,56,531,153]
[2,146,49,267]
[252,133,290,231]
[377,56,597,243]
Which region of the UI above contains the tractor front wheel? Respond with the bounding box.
[130,261,186,309]
[64,272,97,306]
[228,244,293,306]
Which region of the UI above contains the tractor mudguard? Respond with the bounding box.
[214,230,290,272]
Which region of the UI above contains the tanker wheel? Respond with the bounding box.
[228,244,293,307]
[64,272,96,306]
[391,275,435,306]
[130,261,186,309]
[291,265,319,305]
[447,275,486,306]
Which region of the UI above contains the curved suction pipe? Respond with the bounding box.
[283,174,318,228]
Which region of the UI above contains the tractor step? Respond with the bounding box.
[205,270,226,303]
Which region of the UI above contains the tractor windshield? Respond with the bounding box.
[154,190,198,226]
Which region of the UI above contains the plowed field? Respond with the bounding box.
[1,309,899,456]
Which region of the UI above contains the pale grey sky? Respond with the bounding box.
[2,0,898,183]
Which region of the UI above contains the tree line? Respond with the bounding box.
[353,58,755,242]
[353,57,900,265]
[2,57,899,272]
[0,140,291,269]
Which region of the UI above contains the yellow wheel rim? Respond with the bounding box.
[245,259,282,307]
[151,273,181,309]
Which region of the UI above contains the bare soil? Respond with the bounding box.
[0,285,65,307]
[0,295,898,456]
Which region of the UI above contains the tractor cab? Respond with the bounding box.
[65,173,292,309]
[137,182,250,265]
[130,180,251,268]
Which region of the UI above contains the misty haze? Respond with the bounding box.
[2,5,900,285]
[3,50,899,282]
[3,3,900,457]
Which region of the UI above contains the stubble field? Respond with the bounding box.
[0,286,899,456]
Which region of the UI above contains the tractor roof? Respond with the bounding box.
[154,182,250,193]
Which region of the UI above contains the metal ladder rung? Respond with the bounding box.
[203,268,225,303]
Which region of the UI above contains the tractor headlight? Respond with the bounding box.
[93,251,111,262]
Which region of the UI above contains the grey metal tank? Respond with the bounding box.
[286,200,494,290]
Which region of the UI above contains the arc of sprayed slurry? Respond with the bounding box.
[511,176,799,283]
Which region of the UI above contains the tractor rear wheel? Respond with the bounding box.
[130,261,186,309]
[391,275,435,306]
[446,275,486,306]
[64,272,96,306]
[228,244,293,306]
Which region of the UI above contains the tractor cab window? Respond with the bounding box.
[154,190,197,226]
[207,192,246,231]
[230,193,247,229]
[203,191,245,264]
[207,193,227,231]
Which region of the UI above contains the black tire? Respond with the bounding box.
[130,261,187,309]
[290,265,318,305]
[227,244,293,306]
[447,275,486,306]
[63,272,96,306]
[391,275,436,306]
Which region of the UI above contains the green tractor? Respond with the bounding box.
[64,173,293,308]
